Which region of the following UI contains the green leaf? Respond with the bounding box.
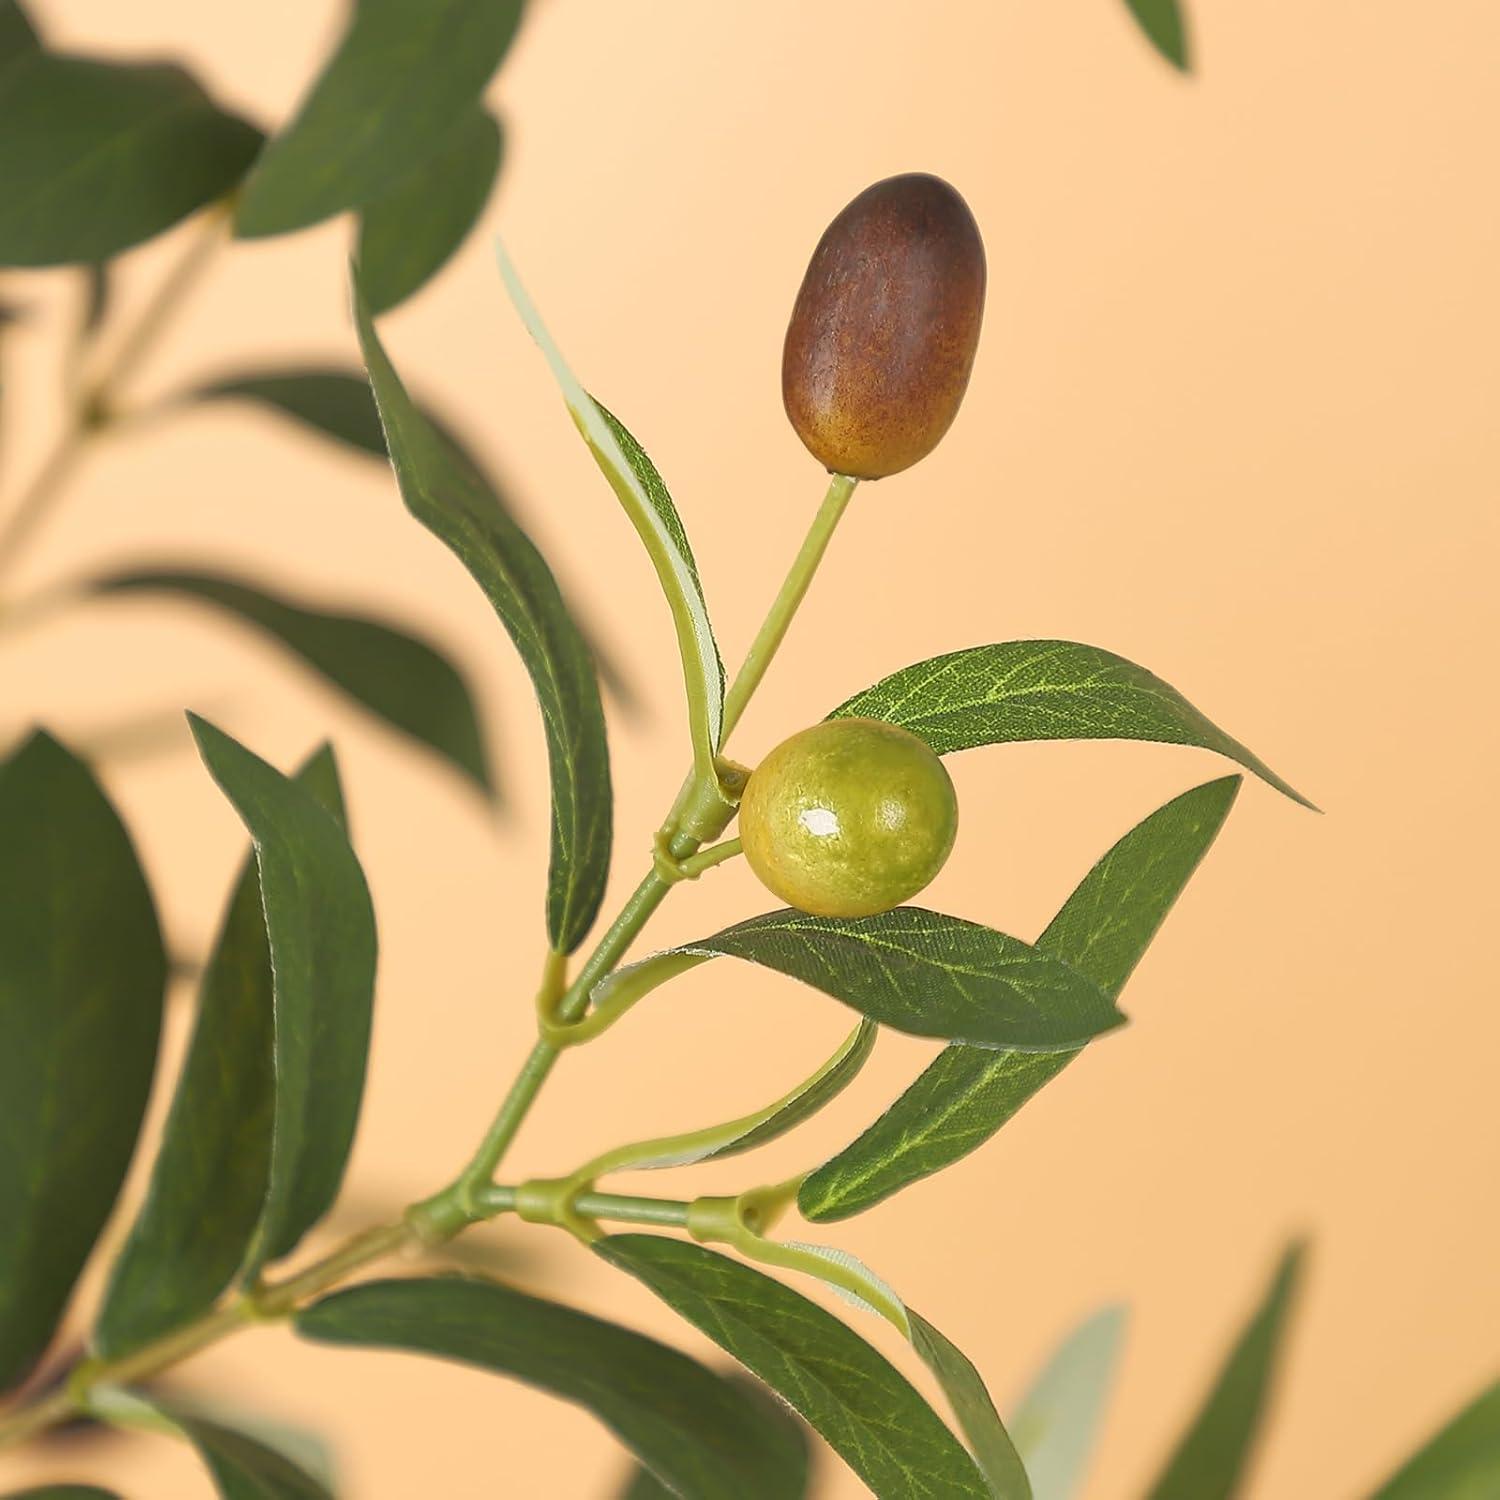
[1144,1242,1306,1500]
[357,109,502,313]
[910,1311,1032,1500]
[188,717,376,1277]
[617,1372,813,1499]
[663,908,1124,1051]
[94,749,344,1359]
[80,260,110,337]
[235,0,524,238]
[154,1403,331,1500]
[193,369,390,456]
[0,2,39,75]
[599,1235,990,1500]
[1010,1306,1127,1500]
[799,776,1242,1220]
[1369,1377,1500,1498]
[354,278,611,952]
[95,568,493,798]
[296,1275,805,1500]
[0,55,260,266]
[499,247,726,767]
[0,732,166,1390]
[832,642,1310,808]
[1124,0,1190,70]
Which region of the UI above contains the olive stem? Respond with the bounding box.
[720,471,858,743]
[0,200,231,585]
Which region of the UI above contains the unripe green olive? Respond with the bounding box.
[782,173,986,480]
[739,718,958,919]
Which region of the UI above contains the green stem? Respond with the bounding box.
[0,200,229,585]
[479,1184,691,1230]
[720,472,857,742]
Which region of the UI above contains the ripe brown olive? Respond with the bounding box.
[782,173,986,480]
[739,718,958,919]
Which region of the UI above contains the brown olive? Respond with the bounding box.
[782,173,986,480]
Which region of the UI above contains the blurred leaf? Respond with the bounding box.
[357,109,503,313]
[1010,1306,1127,1500]
[94,750,344,1359]
[1145,1243,1306,1500]
[800,777,1240,1220]
[0,2,39,76]
[1368,1376,1500,1498]
[4,1490,122,1499]
[598,1235,990,1499]
[0,55,259,266]
[355,278,611,952]
[833,642,1310,807]
[0,732,166,1390]
[499,248,725,765]
[659,908,1124,1051]
[297,1275,804,1499]
[1124,0,1189,70]
[188,718,375,1277]
[193,368,389,455]
[235,0,524,237]
[149,1401,331,1499]
[96,568,493,798]
[616,1371,813,1499]
[80,261,109,336]
[911,1311,1032,1499]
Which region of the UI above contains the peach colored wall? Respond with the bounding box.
[3,2,1497,1496]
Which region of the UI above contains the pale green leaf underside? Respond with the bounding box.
[1009,1305,1127,1500]
[498,243,724,761]
[1144,1242,1305,1500]
[832,641,1311,807]
[1368,1376,1500,1499]
[799,776,1242,1221]
[146,1397,331,1499]
[599,1235,990,1499]
[667,907,1123,1052]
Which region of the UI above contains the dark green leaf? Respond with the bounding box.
[355,279,611,952]
[188,717,375,1277]
[94,750,344,1359]
[1124,0,1190,70]
[297,1275,803,1500]
[96,568,492,798]
[668,908,1124,1051]
[910,1311,1031,1499]
[1010,1306,1126,1500]
[235,0,524,237]
[153,1403,331,1500]
[80,261,110,337]
[0,56,259,266]
[1369,1377,1500,1498]
[599,1235,990,1500]
[0,732,166,1389]
[357,109,502,313]
[800,776,1241,1220]
[1145,1242,1305,1500]
[0,2,39,75]
[832,642,1310,807]
[617,1372,813,1499]
[192,369,389,456]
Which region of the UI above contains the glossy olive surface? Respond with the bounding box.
[782,172,986,480]
[739,718,958,918]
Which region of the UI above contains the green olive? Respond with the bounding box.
[782,173,986,480]
[739,718,958,919]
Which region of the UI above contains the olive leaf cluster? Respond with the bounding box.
[1,6,1495,1500]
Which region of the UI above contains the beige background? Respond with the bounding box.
[3,1,1498,1495]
